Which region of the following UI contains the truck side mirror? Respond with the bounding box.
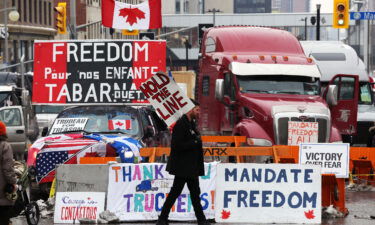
[326,84,338,106]
[21,90,30,106]
[41,127,49,137]
[215,79,224,101]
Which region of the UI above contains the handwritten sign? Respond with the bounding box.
[140,73,195,126]
[50,118,88,134]
[299,143,350,178]
[288,121,318,145]
[54,192,105,223]
[106,163,217,221]
[215,163,321,224]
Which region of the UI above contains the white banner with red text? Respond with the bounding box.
[107,162,217,221]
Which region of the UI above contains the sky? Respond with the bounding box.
[310,0,333,13]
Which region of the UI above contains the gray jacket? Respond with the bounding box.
[0,139,17,206]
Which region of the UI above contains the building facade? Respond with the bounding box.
[0,0,55,70]
[273,0,310,13]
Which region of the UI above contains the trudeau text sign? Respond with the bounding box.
[33,40,166,104]
[299,143,350,178]
[215,163,321,224]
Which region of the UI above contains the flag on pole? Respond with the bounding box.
[102,0,162,30]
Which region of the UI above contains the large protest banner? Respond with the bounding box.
[107,162,217,221]
[215,163,321,224]
[33,40,166,104]
[54,192,105,223]
[139,72,195,126]
[299,143,350,178]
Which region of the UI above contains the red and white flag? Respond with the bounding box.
[102,0,162,30]
[108,119,132,130]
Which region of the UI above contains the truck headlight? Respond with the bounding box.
[246,138,272,146]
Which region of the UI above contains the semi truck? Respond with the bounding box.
[197,26,359,147]
[301,41,375,146]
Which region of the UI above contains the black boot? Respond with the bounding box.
[156,217,168,225]
[198,220,211,225]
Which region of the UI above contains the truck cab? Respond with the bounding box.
[197,26,359,146]
[301,41,374,146]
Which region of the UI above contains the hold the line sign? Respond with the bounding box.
[299,143,350,178]
[140,72,195,126]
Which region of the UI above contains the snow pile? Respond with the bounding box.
[322,205,345,219]
[346,183,374,192]
[37,198,55,218]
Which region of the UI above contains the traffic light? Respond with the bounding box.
[54,2,67,34]
[333,0,349,29]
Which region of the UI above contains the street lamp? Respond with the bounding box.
[316,4,321,41]
[1,7,20,67]
[207,8,222,26]
[300,17,307,40]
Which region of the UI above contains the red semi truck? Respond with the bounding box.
[197,26,359,146]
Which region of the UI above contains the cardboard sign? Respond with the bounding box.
[215,163,321,224]
[50,118,88,134]
[139,73,195,126]
[299,143,350,178]
[106,163,217,221]
[54,192,105,223]
[288,121,318,145]
[33,40,166,104]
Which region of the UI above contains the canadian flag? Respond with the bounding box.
[102,0,162,30]
[108,119,132,130]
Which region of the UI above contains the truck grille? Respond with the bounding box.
[277,117,328,145]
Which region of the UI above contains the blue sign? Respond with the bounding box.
[350,12,375,20]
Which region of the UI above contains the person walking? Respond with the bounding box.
[156,100,210,225]
[0,121,17,225]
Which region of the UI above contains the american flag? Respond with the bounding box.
[36,138,98,183]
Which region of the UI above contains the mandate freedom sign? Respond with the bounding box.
[299,143,350,178]
[33,40,166,104]
[215,164,321,224]
[54,192,105,223]
[140,72,195,126]
[106,163,217,221]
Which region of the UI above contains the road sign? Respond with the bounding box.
[139,32,155,40]
[0,27,8,39]
[350,12,375,20]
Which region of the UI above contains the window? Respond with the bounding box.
[34,0,37,23]
[0,108,22,127]
[224,73,236,100]
[334,76,355,100]
[202,76,210,96]
[44,1,47,25]
[23,0,27,22]
[205,37,215,53]
[48,2,51,26]
[28,0,32,22]
[311,53,346,61]
[39,0,42,24]
[176,0,180,14]
[359,83,373,104]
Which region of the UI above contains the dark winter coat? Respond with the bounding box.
[166,115,204,177]
[0,138,17,206]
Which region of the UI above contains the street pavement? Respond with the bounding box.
[11,190,375,225]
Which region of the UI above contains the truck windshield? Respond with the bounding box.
[237,75,320,95]
[359,82,373,105]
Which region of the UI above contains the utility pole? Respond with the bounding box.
[70,0,77,39]
[207,8,221,26]
[316,4,321,41]
[184,37,191,70]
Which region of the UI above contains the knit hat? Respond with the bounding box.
[0,121,6,136]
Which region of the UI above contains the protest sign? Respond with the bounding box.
[50,118,88,134]
[139,72,195,126]
[288,121,318,145]
[106,162,217,221]
[215,163,321,224]
[54,192,105,223]
[33,40,166,104]
[299,143,350,178]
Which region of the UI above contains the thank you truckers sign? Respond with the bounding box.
[215,163,321,224]
[33,40,166,104]
[140,72,195,126]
